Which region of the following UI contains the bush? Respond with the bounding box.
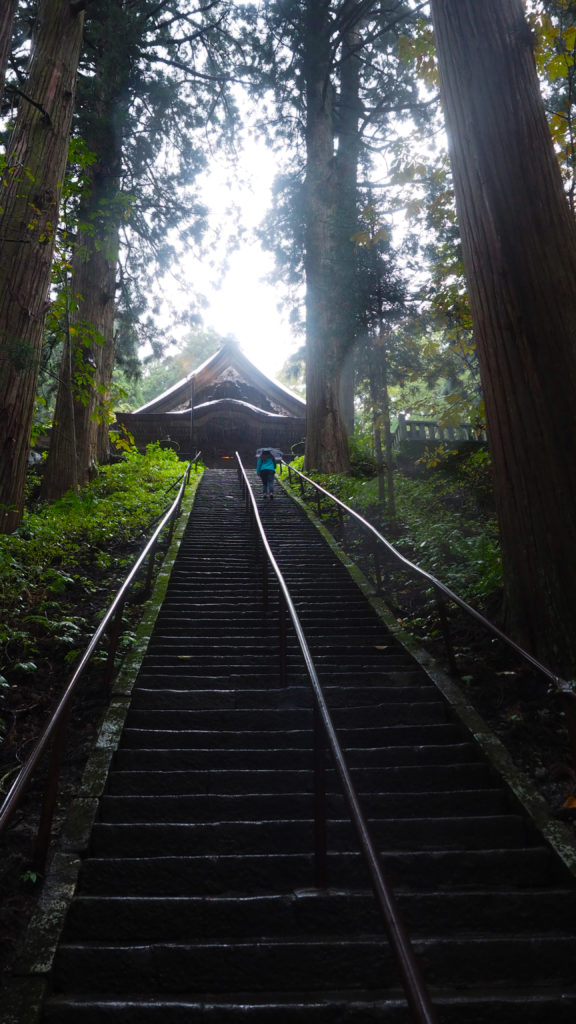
[283,454,501,605]
[0,449,196,689]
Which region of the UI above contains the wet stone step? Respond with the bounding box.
[39,990,576,1024]
[51,933,576,995]
[88,814,528,858]
[130,676,431,701]
[119,723,461,748]
[124,701,450,728]
[117,719,455,751]
[105,762,496,797]
[97,789,508,824]
[131,682,431,703]
[111,742,483,772]
[75,846,560,898]
[62,886,576,943]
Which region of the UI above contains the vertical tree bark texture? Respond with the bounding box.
[95,314,118,464]
[0,0,18,99]
[304,0,350,472]
[41,225,118,501]
[41,329,79,502]
[0,0,84,531]
[335,3,363,434]
[430,0,576,672]
[42,44,123,500]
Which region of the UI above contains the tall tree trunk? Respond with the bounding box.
[430,0,576,673]
[368,349,386,505]
[379,329,396,521]
[0,0,84,532]
[0,0,18,99]
[41,303,79,501]
[304,0,350,472]
[42,51,122,500]
[96,319,118,464]
[335,0,363,435]
[41,219,119,500]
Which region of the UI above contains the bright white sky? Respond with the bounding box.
[172,136,300,380]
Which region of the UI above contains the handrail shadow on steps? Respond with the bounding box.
[281,460,576,772]
[0,460,195,873]
[235,452,438,1024]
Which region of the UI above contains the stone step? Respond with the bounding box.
[138,654,417,671]
[89,814,528,858]
[106,763,495,796]
[50,933,576,994]
[111,741,479,770]
[97,789,508,824]
[118,717,456,753]
[118,722,462,750]
[131,681,430,703]
[61,886,576,942]
[76,847,559,897]
[111,743,482,772]
[40,989,576,1024]
[124,701,449,728]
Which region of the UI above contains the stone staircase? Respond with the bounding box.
[38,468,576,1022]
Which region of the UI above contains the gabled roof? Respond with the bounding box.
[134,339,305,418]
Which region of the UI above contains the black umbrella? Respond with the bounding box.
[256,447,283,460]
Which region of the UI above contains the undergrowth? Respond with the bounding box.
[283,445,502,619]
[0,445,197,748]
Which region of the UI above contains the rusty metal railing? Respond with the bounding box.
[0,461,194,871]
[282,460,576,768]
[236,453,437,1024]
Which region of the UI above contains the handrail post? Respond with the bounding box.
[279,589,287,686]
[262,540,269,613]
[143,538,158,599]
[105,600,125,686]
[165,501,178,546]
[372,537,383,594]
[32,712,70,872]
[313,704,328,888]
[435,587,458,674]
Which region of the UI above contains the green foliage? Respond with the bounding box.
[391,473,502,601]
[285,452,501,605]
[0,448,198,692]
[528,1,576,209]
[348,432,378,478]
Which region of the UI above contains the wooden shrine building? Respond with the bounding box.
[116,340,306,466]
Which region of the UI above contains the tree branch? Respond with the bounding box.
[6,85,52,125]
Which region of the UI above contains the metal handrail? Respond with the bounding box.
[235,453,437,1024]
[281,461,576,761]
[0,461,193,870]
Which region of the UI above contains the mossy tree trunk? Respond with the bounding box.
[431,0,576,673]
[0,0,18,99]
[303,0,350,473]
[42,37,123,500]
[0,0,84,531]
